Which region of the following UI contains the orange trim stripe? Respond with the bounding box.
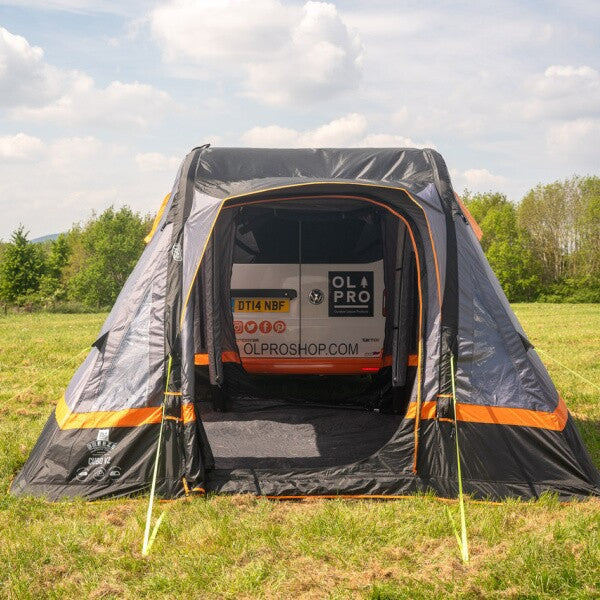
[455,194,483,241]
[194,353,208,365]
[405,396,568,431]
[194,351,241,366]
[182,403,196,424]
[55,396,198,430]
[144,193,171,244]
[55,396,163,430]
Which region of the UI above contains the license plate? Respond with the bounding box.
[232,298,290,312]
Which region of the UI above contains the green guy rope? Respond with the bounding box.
[5,347,89,405]
[536,348,600,392]
[142,354,172,557]
[446,353,470,564]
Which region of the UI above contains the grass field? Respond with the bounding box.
[0,305,598,599]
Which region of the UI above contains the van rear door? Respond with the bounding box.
[231,208,300,370]
[298,213,386,371]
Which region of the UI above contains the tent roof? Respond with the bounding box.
[193,146,451,199]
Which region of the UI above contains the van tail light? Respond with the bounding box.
[362,367,380,372]
[382,289,386,317]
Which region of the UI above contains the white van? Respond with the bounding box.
[230,206,386,374]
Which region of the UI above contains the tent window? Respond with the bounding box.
[94,289,152,411]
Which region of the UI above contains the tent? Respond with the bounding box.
[11,146,600,501]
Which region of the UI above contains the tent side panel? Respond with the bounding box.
[455,218,558,412]
[12,214,179,499]
[10,415,169,500]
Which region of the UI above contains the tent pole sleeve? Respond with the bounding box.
[392,224,411,387]
[425,149,460,396]
[204,235,223,386]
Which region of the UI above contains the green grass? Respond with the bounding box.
[0,306,599,599]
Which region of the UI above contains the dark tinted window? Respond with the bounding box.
[233,208,299,264]
[233,207,382,264]
[301,213,382,263]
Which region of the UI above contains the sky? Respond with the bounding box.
[1,0,599,240]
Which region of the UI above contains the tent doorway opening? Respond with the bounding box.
[194,195,421,477]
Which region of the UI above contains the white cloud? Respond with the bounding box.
[241,125,300,147]
[135,152,181,173]
[0,26,172,128]
[521,65,600,120]
[150,0,362,106]
[241,113,431,148]
[151,0,292,63]
[0,1,147,16]
[391,107,409,127]
[360,133,429,148]
[0,133,44,160]
[451,168,507,193]
[0,27,66,107]
[14,80,172,128]
[0,137,180,239]
[546,118,600,164]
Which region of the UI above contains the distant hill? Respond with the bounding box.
[31,233,60,243]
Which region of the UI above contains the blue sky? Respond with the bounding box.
[1,0,599,239]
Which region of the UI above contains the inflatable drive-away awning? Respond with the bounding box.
[11,146,600,501]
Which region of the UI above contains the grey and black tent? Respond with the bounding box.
[12,146,600,501]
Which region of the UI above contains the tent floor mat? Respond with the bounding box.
[201,398,403,470]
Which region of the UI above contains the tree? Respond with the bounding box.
[38,234,71,300]
[67,207,151,308]
[518,176,600,301]
[464,192,540,301]
[573,176,600,286]
[0,226,46,303]
[518,179,576,284]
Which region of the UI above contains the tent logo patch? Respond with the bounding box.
[97,429,110,442]
[171,242,183,261]
[328,271,374,317]
[86,430,116,466]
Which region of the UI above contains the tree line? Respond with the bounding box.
[0,174,598,311]
[0,207,152,311]
[464,175,599,302]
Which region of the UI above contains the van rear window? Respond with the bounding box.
[233,211,299,264]
[233,207,382,264]
[301,216,382,263]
